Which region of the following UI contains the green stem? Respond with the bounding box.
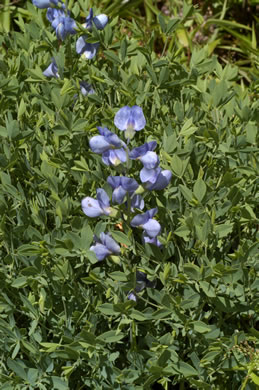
[125,146,131,218]
[161,36,169,57]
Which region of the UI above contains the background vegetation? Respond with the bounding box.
[0,0,258,389]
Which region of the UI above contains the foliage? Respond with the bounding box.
[0,0,258,389]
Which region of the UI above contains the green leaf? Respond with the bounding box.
[7,358,27,381]
[199,281,215,298]
[191,321,211,333]
[193,179,206,202]
[171,155,183,177]
[104,50,121,64]
[11,276,28,288]
[179,184,193,201]
[109,271,128,282]
[250,373,259,385]
[214,223,233,238]
[183,264,201,281]
[97,303,120,315]
[130,309,149,321]
[173,361,199,377]
[51,376,69,390]
[180,118,197,137]
[111,230,131,246]
[96,330,124,343]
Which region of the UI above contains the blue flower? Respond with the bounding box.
[107,176,139,204]
[114,106,146,132]
[139,151,159,169]
[130,208,161,238]
[89,127,126,166]
[47,8,76,40]
[142,233,162,247]
[81,188,111,217]
[90,232,120,261]
[43,59,59,78]
[76,8,108,59]
[129,141,157,160]
[131,194,144,211]
[142,168,172,191]
[80,81,95,96]
[32,0,58,9]
[76,36,99,60]
[85,8,108,30]
[128,271,156,301]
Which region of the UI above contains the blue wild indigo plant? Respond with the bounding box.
[82,105,172,300]
[32,0,171,300]
[2,1,256,388]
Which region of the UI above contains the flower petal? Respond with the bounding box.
[140,151,159,169]
[101,233,120,254]
[76,36,87,54]
[130,211,149,227]
[96,188,110,211]
[142,219,161,238]
[80,81,95,96]
[82,43,99,59]
[131,194,144,211]
[112,186,127,204]
[63,17,77,35]
[143,234,162,247]
[140,167,160,184]
[89,135,111,154]
[121,177,139,193]
[128,292,137,301]
[129,141,157,159]
[113,149,127,164]
[107,176,122,189]
[32,0,52,8]
[146,170,172,190]
[90,243,110,261]
[93,14,108,30]
[129,106,146,131]
[147,208,158,219]
[81,197,103,217]
[114,106,131,131]
[43,60,59,78]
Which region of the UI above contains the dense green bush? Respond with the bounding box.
[0,1,258,389]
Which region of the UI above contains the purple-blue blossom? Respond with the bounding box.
[129,141,157,160]
[114,106,146,138]
[143,233,162,247]
[142,168,172,191]
[81,188,111,218]
[76,37,99,60]
[80,81,95,96]
[85,8,108,30]
[43,59,59,78]
[76,8,108,59]
[131,208,161,238]
[32,0,58,8]
[107,176,139,204]
[139,151,159,169]
[47,8,76,40]
[90,232,120,261]
[131,194,144,211]
[89,127,126,166]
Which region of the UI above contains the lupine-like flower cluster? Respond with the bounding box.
[31,1,108,80]
[76,8,108,59]
[81,106,172,302]
[32,0,172,300]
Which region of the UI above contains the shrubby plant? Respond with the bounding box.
[0,0,258,389]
